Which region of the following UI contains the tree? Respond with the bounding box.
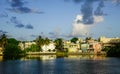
[25,44,38,52]
[107,43,120,57]
[54,38,63,51]
[85,37,92,43]
[3,44,23,59]
[36,36,44,51]
[71,37,78,43]
[0,34,8,49]
[44,37,50,45]
[8,38,19,45]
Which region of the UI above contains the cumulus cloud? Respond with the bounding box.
[71,14,104,37]
[94,0,105,16]
[49,27,61,39]
[94,16,104,23]
[0,30,8,34]
[8,0,25,7]
[30,34,38,38]
[25,24,34,29]
[10,16,24,28]
[81,0,94,24]
[0,12,8,18]
[69,0,105,37]
[7,0,44,14]
[10,16,34,29]
[7,7,44,14]
[15,24,24,28]
[112,0,120,5]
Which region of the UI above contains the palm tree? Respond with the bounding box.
[0,34,8,50]
[54,38,63,51]
[36,36,44,51]
[44,37,50,52]
[44,37,50,45]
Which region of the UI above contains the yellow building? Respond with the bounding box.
[100,36,120,43]
[63,40,80,53]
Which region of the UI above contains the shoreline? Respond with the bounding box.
[0,52,106,56]
[27,52,106,55]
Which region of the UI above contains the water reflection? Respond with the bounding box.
[0,55,120,74]
[21,55,56,61]
[0,56,2,61]
[66,55,106,60]
[0,55,106,61]
[20,55,106,61]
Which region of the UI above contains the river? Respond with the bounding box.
[0,55,120,74]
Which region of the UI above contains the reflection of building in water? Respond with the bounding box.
[66,55,106,60]
[0,56,3,61]
[40,55,56,60]
[24,55,56,60]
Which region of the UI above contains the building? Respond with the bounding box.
[81,43,89,52]
[18,41,36,50]
[63,40,80,52]
[87,39,102,53]
[42,42,56,52]
[99,36,120,47]
[18,41,56,52]
[99,36,120,43]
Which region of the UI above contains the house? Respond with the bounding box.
[81,43,89,52]
[42,42,56,52]
[18,41,36,50]
[87,39,102,53]
[63,40,80,52]
[99,36,120,47]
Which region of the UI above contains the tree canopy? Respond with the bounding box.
[54,38,63,51]
[70,37,78,43]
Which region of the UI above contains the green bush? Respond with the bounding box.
[107,44,120,57]
[24,44,39,52]
[3,44,23,59]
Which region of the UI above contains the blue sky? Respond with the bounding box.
[0,0,120,40]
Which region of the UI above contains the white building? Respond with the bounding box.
[42,42,55,52]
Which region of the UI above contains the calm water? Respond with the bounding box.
[0,55,120,74]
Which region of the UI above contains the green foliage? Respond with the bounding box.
[36,36,50,51]
[71,37,78,43]
[54,38,63,51]
[25,44,39,52]
[102,47,111,52]
[0,34,8,49]
[3,44,23,59]
[107,44,120,57]
[8,38,19,45]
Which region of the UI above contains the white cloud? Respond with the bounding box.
[71,14,104,37]
[94,16,104,23]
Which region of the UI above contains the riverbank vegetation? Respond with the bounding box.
[102,43,120,57]
[0,34,25,59]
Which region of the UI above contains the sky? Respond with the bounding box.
[0,0,120,41]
